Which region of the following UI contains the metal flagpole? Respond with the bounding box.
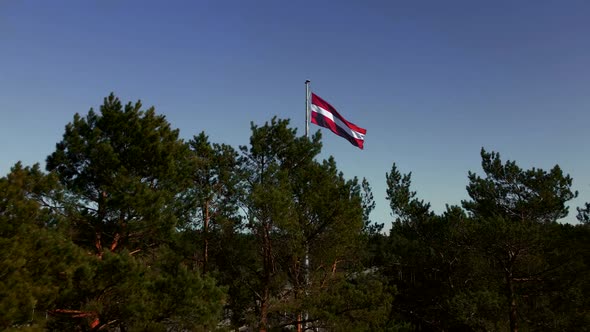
[303,79,311,331]
[305,80,311,138]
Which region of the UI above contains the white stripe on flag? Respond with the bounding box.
[310,104,366,140]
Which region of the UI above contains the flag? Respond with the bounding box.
[310,93,367,149]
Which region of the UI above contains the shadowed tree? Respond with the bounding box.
[44,94,224,331]
[0,163,87,330]
[384,163,473,330]
[462,148,578,332]
[46,94,192,255]
[463,149,576,224]
[181,132,243,274]
[577,202,590,224]
[238,117,385,331]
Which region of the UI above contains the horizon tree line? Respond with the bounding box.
[1,93,588,331]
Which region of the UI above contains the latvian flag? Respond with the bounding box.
[310,93,367,149]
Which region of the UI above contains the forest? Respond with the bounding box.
[1,94,589,332]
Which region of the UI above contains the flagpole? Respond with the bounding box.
[303,79,311,332]
[305,80,310,139]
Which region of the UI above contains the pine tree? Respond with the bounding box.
[238,117,382,330]
[181,132,243,274]
[462,148,579,332]
[577,202,590,224]
[384,163,472,330]
[44,94,224,330]
[46,93,191,255]
[0,163,87,330]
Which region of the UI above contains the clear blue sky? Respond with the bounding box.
[2,0,589,227]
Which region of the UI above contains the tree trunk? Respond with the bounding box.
[259,287,269,332]
[96,191,107,258]
[110,233,120,252]
[203,200,209,274]
[95,231,103,258]
[259,222,272,332]
[506,270,518,332]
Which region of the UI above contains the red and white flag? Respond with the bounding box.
[310,93,367,149]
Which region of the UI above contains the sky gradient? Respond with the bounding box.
[2,0,589,226]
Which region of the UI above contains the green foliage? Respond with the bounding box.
[360,177,384,236]
[463,148,577,223]
[4,94,590,331]
[0,163,86,330]
[449,290,505,331]
[307,272,394,331]
[236,117,376,330]
[46,93,190,253]
[42,94,225,330]
[577,202,590,223]
[383,150,588,332]
[461,149,583,331]
[177,132,243,274]
[44,247,224,331]
[386,163,433,223]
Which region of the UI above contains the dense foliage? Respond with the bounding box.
[2,94,588,331]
